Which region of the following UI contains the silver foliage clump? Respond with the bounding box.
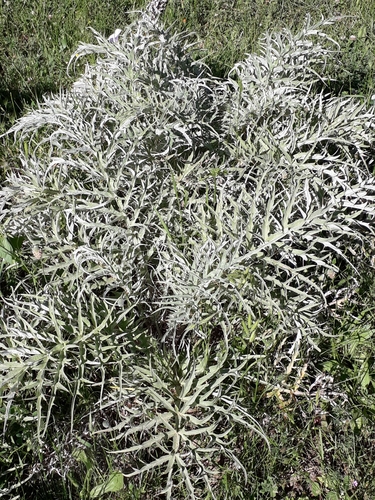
[220,20,375,334]
[1,15,375,499]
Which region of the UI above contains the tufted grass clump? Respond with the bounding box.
[0,13,375,499]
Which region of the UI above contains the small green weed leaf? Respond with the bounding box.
[310,481,321,496]
[326,492,339,500]
[357,26,367,39]
[0,234,16,265]
[90,471,124,498]
[360,360,371,389]
[72,449,92,470]
[8,235,24,252]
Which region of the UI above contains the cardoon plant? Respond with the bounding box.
[0,11,374,499]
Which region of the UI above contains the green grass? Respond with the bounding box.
[1,1,375,499]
